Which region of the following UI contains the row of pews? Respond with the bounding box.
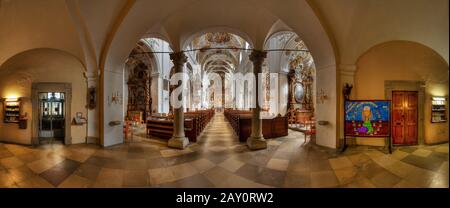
[224,109,289,142]
[146,109,215,142]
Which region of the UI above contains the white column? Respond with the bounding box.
[151,72,160,114]
[247,50,267,150]
[168,52,189,149]
[278,72,289,116]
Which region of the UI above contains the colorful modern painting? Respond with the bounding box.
[345,100,391,137]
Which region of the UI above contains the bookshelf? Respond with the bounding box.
[3,98,21,123]
[431,97,447,123]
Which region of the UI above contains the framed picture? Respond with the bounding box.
[344,100,391,137]
[88,87,96,109]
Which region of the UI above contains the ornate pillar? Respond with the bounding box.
[168,52,189,149]
[247,50,267,150]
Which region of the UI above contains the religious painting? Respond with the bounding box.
[345,100,391,137]
[294,83,304,103]
[88,87,96,109]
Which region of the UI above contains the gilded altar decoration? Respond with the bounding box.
[126,42,153,120]
[287,50,315,123]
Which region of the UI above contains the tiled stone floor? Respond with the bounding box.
[0,113,448,188]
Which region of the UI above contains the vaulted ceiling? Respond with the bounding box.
[0,0,448,74]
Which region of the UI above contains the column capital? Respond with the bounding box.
[339,64,357,76]
[169,51,187,67]
[249,50,267,65]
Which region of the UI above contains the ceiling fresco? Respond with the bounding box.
[189,32,249,74]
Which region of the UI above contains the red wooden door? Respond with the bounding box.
[392,91,418,145]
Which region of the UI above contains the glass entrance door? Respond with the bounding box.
[39,92,65,139]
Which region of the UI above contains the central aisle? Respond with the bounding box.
[196,112,239,149]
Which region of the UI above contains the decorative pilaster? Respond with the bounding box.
[168,52,189,149]
[339,64,357,145]
[86,73,99,144]
[247,50,267,150]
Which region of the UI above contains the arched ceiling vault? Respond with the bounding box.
[1,0,447,74]
[308,0,449,65]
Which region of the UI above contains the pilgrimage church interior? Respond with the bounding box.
[0,0,448,188]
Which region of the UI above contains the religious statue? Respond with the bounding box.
[343,83,353,100]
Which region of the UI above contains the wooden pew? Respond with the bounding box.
[147,109,215,143]
[147,117,197,142]
[224,109,288,142]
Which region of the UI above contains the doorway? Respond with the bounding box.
[32,83,72,145]
[38,92,65,143]
[392,91,418,145]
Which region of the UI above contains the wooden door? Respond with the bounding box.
[392,91,418,145]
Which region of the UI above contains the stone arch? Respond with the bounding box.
[0,48,87,145]
[355,40,449,145]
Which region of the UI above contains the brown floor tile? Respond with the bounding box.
[189,158,215,173]
[310,171,339,188]
[309,158,333,172]
[40,167,72,187]
[85,156,109,167]
[283,171,310,188]
[333,166,358,185]
[170,163,198,180]
[53,159,81,173]
[429,151,449,161]
[219,158,245,172]
[1,157,24,169]
[148,167,176,185]
[347,153,372,167]
[75,163,102,181]
[125,158,148,170]
[17,175,55,188]
[122,170,149,187]
[344,175,376,188]
[202,166,233,187]
[393,179,420,188]
[329,156,353,170]
[16,153,41,163]
[398,147,418,153]
[235,163,265,180]
[359,160,385,179]
[103,159,127,169]
[58,174,93,188]
[256,168,287,187]
[7,165,35,183]
[0,171,15,187]
[146,157,167,169]
[95,168,124,187]
[401,154,444,171]
[160,174,214,188]
[370,170,402,188]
